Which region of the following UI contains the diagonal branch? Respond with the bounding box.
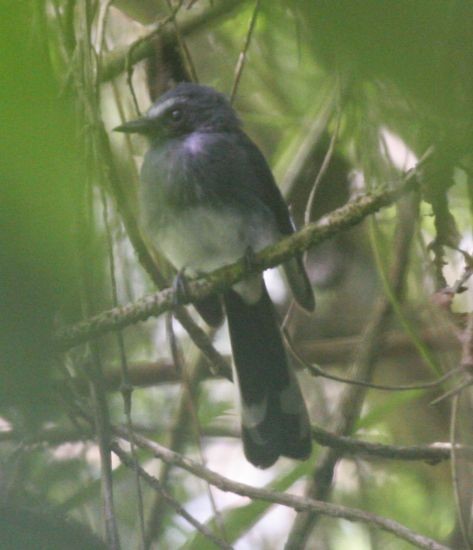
[113,428,451,550]
[55,179,417,351]
[111,442,232,550]
[286,193,419,548]
[100,0,246,82]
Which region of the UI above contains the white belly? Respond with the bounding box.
[152,205,279,275]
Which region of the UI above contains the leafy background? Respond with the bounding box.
[0,1,472,549]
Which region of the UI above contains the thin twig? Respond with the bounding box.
[286,194,419,548]
[143,355,210,547]
[75,4,120,545]
[96,0,114,58]
[165,314,228,543]
[125,46,142,116]
[428,261,473,405]
[450,263,473,296]
[304,103,342,225]
[285,328,462,392]
[281,82,339,198]
[6,420,471,464]
[430,378,473,406]
[229,0,261,103]
[114,428,451,550]
[311,424,460,464]
[450,395,473,550]
[101,189,146,548]
[100,0,246,82]
[50,325,460,394]
[86,352,121,550]
[298,325,459,364]
[461,312,473,370]
[111,442,233,550]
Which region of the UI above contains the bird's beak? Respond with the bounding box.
[113,117,154,134]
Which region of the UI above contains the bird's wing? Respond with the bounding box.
[194,131,314,311]
[233,132,295,236]
[235,133,315,311]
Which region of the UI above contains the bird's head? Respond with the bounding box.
[114,83,240,140]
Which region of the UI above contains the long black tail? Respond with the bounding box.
[223,285,311,468]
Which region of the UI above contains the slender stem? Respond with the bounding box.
[230,0,261,103]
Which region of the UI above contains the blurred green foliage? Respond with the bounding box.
[0,2,82,424]
[0,1,472,549]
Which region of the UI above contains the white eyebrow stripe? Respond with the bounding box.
[147,97,181,120]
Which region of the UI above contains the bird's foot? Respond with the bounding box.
[172,268,190,306]
[243,246,258,272]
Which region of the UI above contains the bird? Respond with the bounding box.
[115,83,314,468]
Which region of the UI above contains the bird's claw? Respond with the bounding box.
[172,268,190,306]
[243,246,258,272]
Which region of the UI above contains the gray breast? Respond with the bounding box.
[138,136,280,274]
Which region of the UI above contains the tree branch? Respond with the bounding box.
[111,442,232,550]
[311,425,456,464]
[53,325,458,395]
[100,0,246,83]
[286,193,419,547]
[113,428,451,550]
[5,420,461,464]
[55,180,416,351]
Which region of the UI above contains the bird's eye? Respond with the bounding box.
[170,108,183,122]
